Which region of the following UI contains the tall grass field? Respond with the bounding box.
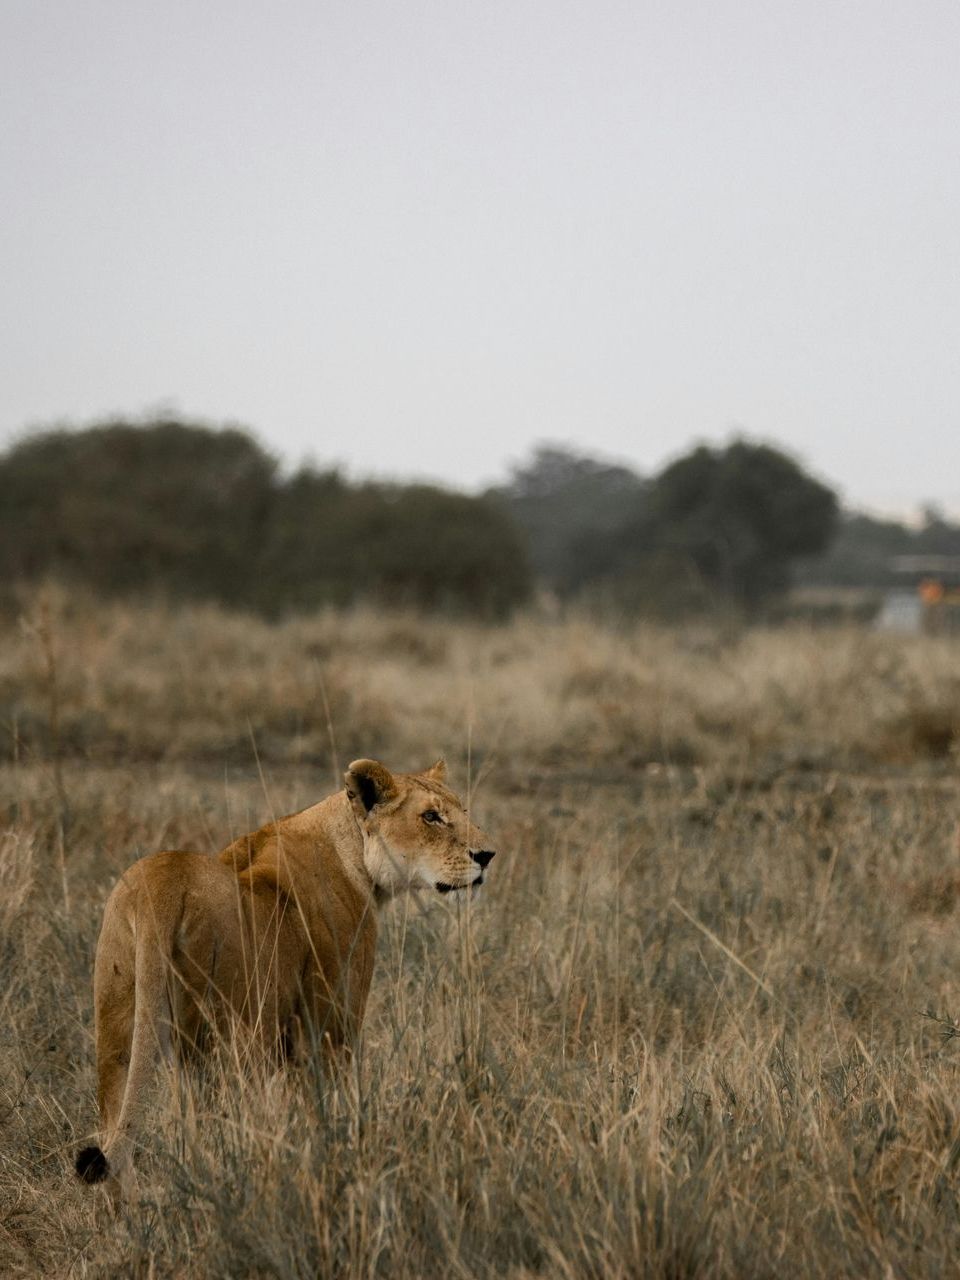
[2,587,960,1277]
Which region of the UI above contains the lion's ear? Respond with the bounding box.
[345,759,398,812]
[423,758,447,782]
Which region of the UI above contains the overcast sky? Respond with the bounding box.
[2,1,958,515]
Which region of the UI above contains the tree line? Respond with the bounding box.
[2,418,953,617]
[0,422,528,618]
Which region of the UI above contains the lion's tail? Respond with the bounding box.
[76,903,176,1193]
[75,1143,109,1183]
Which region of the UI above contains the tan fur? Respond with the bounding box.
[77,759,495,1197]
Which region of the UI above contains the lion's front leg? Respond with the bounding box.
[295,961,370,1064]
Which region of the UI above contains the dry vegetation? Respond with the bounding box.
[2,587,960,1277]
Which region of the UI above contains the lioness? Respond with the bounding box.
[75,758,495,1197]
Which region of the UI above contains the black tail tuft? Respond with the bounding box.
[75,1145,109,1184]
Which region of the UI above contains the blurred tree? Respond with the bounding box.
[259,474,531,617]
[0,421,532,618]
[651,441,839,603]
[488,444,647,591]
[360,484,532,617]
[0,420,277,604]
[576,440,839,610]
[253,466,353,611]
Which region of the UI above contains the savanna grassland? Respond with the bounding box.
[2,587,960,1278]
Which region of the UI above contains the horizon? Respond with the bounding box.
[3,410,955,526]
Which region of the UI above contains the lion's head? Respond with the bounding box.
[344,758,496,896]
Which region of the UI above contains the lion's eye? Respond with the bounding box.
[422,809,442,824]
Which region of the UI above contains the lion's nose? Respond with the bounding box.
[471,849,496,869]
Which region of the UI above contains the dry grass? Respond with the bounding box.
[3,583,960,775]
[2,587,960,1277]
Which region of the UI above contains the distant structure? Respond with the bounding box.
[876,556,960,633]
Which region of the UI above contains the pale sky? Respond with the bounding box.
[2,1,958,515]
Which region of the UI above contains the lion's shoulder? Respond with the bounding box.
[217,806,309,871]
